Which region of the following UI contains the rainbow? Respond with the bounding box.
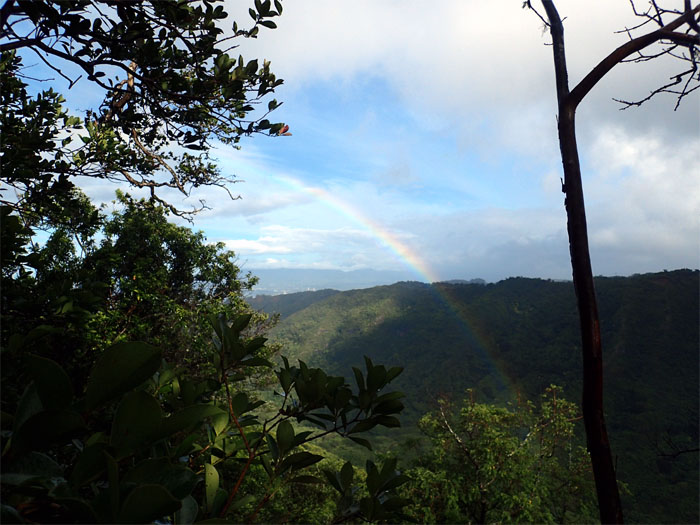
[271,174,438,283]
[270,174,519,399]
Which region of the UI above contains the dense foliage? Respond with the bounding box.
[258,270,699,523]
[3,1,695,523]
[0,0,289,217]
[403,387,597,523]
[1,198,411,523]
[1,2,412,523]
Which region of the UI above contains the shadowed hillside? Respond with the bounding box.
[255,270,699,524]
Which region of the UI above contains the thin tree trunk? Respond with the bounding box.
[539,1,623,522]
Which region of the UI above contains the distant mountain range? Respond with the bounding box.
[250,270,699,524]
[245,268,488,295]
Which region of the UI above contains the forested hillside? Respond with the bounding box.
[257,270,699,523]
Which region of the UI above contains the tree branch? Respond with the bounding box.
[568,4,700,110]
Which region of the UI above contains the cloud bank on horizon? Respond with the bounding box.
[83,1,700,283]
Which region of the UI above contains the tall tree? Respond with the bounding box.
[525,1,699,522]
[1,0,289,217]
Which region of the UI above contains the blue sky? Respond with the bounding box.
[21,0,700,284]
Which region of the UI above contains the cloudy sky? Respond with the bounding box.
[67,1,700,283]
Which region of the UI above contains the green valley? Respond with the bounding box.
[252,270,700,523]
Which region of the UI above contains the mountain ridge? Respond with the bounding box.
[252,269,699,523]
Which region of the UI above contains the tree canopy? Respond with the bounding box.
[1,0,289,217]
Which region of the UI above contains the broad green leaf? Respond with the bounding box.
[70,443,108,486]
[278,368,292,392]
[161,404,226,437]
[372,399,404,415]
[322,469,343,493]
[278,451,324,474]
[366,365,387,393]
[12,382,42,434]
[117,484,181,524]
[25,354,73,410]
[110,391,162,454]
[276,420,294,456]
[230,392,249,416]
[210,410,229,436]
[175,495,198,525]
[292,430,314,446]
[340,461,354,492]
[122,458,197,500]
[85,341,161,410]
[373,391,405,404]
[204,463,219,514]
[0,451,63,486]
[386,366,403,383]
[380,474,411,493]
[348,419,377,435]
[12,409,84,454]
[349,436,373,451]
[375,415,401,428]
[365,461,380,495]
[231,313,252,334]
[266,434,279,461]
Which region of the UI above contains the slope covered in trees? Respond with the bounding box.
[258,270,699,523]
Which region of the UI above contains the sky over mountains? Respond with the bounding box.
[66,1,699,283]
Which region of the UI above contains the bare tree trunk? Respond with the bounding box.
[534,1,698,521]
[539,2,623,522]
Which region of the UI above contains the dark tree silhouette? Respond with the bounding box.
[525,1,699,522]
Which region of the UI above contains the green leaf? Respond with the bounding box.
[365,461,380,495]
[373,399,404,415]
[340,461,354,491]
[292,430,314,446]
[349,436,373,451]
[352,367,365,391]
[322,469,343,493]
[70,443,108,486]
[0,451,63,486]
[161,404,226,437]
[12,409,84,454]
[259,20,277,28]
[122,458,197,500]
[210,410,229,436]
[380,474,411,492]
[348,418,377,434]
[175,495,198,525]
[117,484,181,524]
[25,354,73,410]
[375,415,401,428]
[266,434,279,461]
[85,341,161,410]
[278,451,324,474]
[204,463,219,514]
[231,313,252,334]
[278,368,292,392]
[110,391,162,454]
[276,420,294,456]
[386,366,403,383]
[366,365,387,392]
[12,382,42,435]
[230,392,249,416]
